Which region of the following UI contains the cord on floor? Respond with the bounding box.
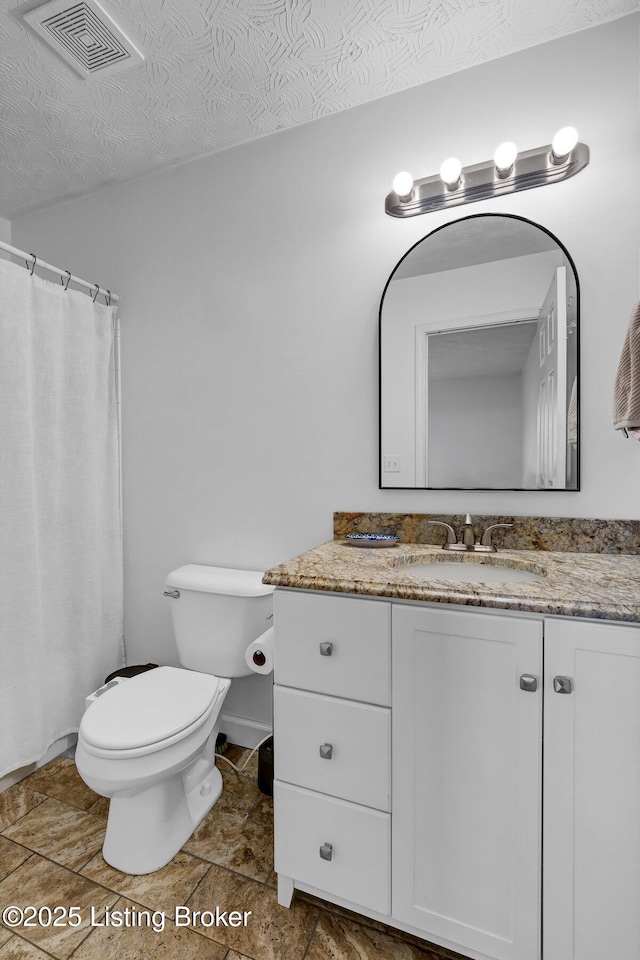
[215,732,272,774]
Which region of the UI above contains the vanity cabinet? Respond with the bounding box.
[392,605,542,960]
[273,589,640,960]
[273,590,392,915]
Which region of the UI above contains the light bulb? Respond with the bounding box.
[494,141,518,177]
[440,157,462,189]
[392,171,414,200]
[551,126,578,163]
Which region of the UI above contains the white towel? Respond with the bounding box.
[613,302,640,440]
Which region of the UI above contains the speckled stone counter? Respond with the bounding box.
[263,539,640,623]
[334,512,640,554]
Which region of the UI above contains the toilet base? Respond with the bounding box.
[102,740,222,874]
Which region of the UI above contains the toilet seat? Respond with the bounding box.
[80,666,226,756]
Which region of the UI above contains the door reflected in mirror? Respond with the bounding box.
[380,214,579,490]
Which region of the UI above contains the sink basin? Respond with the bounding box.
[398,561,544,584]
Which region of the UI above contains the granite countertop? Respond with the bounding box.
[263,539,640,623]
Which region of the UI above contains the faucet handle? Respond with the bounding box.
[425,520,457,544]
[480,523,514,549]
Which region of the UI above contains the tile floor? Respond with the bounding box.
[0,747,465,960]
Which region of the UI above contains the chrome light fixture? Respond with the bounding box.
[386,128,589,218]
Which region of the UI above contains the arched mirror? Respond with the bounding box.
[379,214,579,490]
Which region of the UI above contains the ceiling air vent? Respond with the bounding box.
[24,0,144,78]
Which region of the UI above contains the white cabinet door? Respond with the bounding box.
[392,605,542,960]
[543,618,640,960]
[535,267,567,488]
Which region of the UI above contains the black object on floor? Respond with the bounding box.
[258,736,274,796]
[215,732,229,754]
[104,663,159,683]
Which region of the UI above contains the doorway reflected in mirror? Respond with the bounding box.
[379,214,578,490]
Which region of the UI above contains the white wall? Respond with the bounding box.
[0,217,10,243]
[11,17,640,730]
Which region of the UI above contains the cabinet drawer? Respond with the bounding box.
[274,591,391,705]
[274,686,390,811]
[274,781,390,915]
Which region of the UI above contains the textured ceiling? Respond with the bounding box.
[429,320,537,381]
[1,0,637,219]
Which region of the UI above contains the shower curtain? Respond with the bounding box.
[0,257,124,778]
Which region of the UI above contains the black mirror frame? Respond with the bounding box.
[378,212,580,491]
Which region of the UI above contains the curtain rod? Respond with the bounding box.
[0,240,119,304]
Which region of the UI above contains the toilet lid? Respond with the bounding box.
[81,666,225,750]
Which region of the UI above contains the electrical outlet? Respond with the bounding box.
[384,455,401,472]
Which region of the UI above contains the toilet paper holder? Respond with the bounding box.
[245,625,275,675]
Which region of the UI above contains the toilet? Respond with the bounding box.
[75,564,274,875]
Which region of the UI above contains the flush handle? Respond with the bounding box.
[163,589,180,599]
[319,842,333,861]
[319,642,333,657]
[319,743,333,760]
[553,676,573,694]
[520,675,538,692]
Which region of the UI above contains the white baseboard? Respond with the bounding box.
[0,732,78,794]
[218,713,272,750]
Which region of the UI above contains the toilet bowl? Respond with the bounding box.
[76,565,274,875]
[76,666,230,874]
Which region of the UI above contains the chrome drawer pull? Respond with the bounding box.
[319,743,333,760]
[520,675,538,692]
[553,676,573,694]
[319,641,333,657]
[319,842,333,861]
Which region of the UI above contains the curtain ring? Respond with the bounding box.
[105,289,111,306]
[91,282,100,302]
[61,270,71,291]
[26,253,37,276]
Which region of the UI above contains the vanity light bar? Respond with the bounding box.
[385,131,589,218]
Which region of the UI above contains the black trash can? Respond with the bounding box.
[258,736,274,796]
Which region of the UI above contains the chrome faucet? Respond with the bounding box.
[461,514,475,547]
[426,515,513,553]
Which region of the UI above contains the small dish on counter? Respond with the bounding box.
[344,533,400,548]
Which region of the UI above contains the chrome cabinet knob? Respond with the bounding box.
[319,842,333,861]
[319,743,333,760]
[553,676,573,694]
[520,675,538,692]
[319,641,333,657]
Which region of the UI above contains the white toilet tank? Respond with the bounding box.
[165,564,274,678]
